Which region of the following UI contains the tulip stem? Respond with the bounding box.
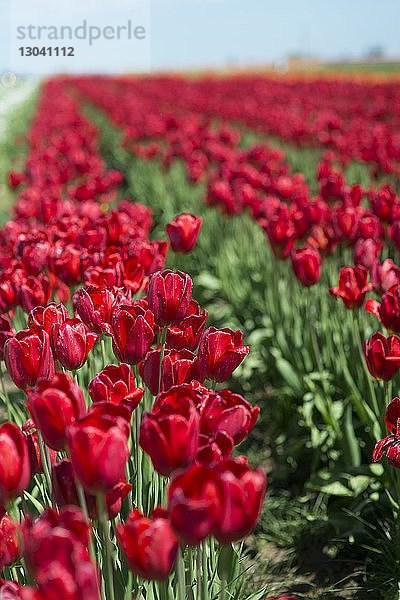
[37,431,52,499]
[201,541,209,600]
[219,578,226,600]
[176,546,186,600]
[101,338,107,368]
[135,407,142,511]
[97,493,115,600]
[0,363,12,420]
[158,327,167,394]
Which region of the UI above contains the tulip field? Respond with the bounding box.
[1,73,400,600]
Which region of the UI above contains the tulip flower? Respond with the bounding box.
[365,287,400,333]
[200,389,259,445]
[166,213,202,254]
[16,273,52,313]
[147,270,193,327]
[197,327,250,382]
[22,507,100,600]
[73,286,115,334]
[0,422,30,505]
[66,412,130,494]
[4,329,55,389]
[51,317,97,371]
[353,238,382,271]
[139,347,201,396]
[166,300,208,352]
[28,302,70,341]
[140,385,201,476]
[0,511,20,571]
[364,332,400,381]
[373,397,400,467]
[371,259,400,295]
[329,265,373,309]
[0,279,15,313]
[26,373,86,450]
[212,458,267,544]
[117,508,178,581]
[168,463,221,545]
[89,363,144,411]
[105,304,155,366]
[291,247,321,287]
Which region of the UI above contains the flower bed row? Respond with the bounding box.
[0,80,274,600]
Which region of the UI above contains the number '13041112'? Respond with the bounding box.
[19,47,75,56]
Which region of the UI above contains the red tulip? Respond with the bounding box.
[26,373,86,450]
[197,431,234,466]
[0,422,30,504]
[28,302,70,341]
[51,318,97,371]
[16,274,51,313]
[371,259,400,295]
[106,304,155,366]
[197,327,249,382]
[49,244,81,286]
[89,363,143,411]
[4,329,54,389]
[73,286,115,335]
[329,265,373,309]
[147,270,193,327]
[373,397,400,467]
[291,247,321,287]
[166,300,208,352]
[168,463,221,546]
[0,511,20,570]
[66,412,130,494]
[0,279,15,313]
[353,238,382,271]
[212,458,267,544]
[199,389,259,445]
[140,385,201,476]
[139,347,201,395]
[166,213,202,254]
[364,332,400,381]
[22,507,99,600]
[365,287,400,334]
[52,458,131,520]
[17,238,50,276]
[117,508,178,581]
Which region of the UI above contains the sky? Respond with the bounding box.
[0,0,399,76]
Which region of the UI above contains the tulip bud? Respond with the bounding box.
[28,302,69,341]
[0,422,30,505]
[4,329,54,389]
[117,508,178,581]
[73,286,115,335]
[147,270,193,327]
[291,247,321,287]
[51,318,97,371]
[166,213,202,254]
[364,332,400,381]
[329,265,373,309]
[139,347,200,396]
[197,327,249,382]
[27,373,86,450]
[200,389,259,445]
[66,412,130,494]
[106,304,155,366]
[89,363,144,412]
[0,511,20,570]
[166,300,208,352]
[140,385,201,476]
[16,273,52,313]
